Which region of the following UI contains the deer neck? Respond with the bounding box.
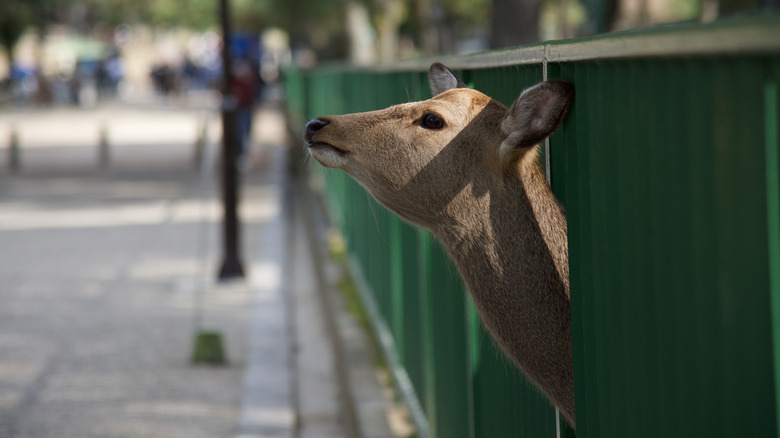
[515,149,570,293]
[430,147,574,424]
[434,148,568,297]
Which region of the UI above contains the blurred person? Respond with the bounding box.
[95,60,109,99]
[232,60,257,168]
[11,63,37,106]
[105,51,124,97]
[0,76,9,101]
[96,51,124,100]
[69,67,83,105]
[70,58,99,107]
[51,71,71,105]
[150,62,166,95]
[34,71,52,105]
[181,56,201,90]
[150,62,177,97]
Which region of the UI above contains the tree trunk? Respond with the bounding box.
[376,0,404,62]
[490,0,541,48]
[413,0,439,55]
[345,1,376,64]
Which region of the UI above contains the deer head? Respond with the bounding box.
[305,63,572,234]
[304,63,576,427]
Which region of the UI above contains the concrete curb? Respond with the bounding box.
[234,145,296,438]
[297,172,398,438]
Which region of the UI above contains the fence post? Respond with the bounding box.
[9,124,20,173]
[194,116,208,171]
[98,123,109,169]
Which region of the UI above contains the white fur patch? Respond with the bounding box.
[308,146,349,168]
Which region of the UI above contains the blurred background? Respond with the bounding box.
[0,1,777,437]
[0,0,775,103]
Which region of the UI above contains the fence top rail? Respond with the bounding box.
[308,15,780,74]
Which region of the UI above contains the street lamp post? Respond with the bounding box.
[218,0,245,280]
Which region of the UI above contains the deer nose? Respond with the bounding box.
[304,118,329,143]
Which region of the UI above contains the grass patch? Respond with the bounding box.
[327,227,387,371]
[326,227,417,437]
[335,261,388,371]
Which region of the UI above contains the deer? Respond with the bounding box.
[304,63,575,427]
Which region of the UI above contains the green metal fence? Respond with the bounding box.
[285,16,780,438]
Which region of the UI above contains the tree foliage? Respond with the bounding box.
[0,0,544,65]
[146,0,218,30]
[443,0,491,30]
[0,0,32,62]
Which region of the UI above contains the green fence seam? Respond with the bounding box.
[766,80,780,438]
[543,46,563,434]
[544,44,552,184]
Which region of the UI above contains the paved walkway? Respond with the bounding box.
[0,97,397,438]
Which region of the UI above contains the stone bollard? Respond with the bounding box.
[98,123,109,169]
[191,330,227,365]
[194,117,208,171]
[9,125,20,173]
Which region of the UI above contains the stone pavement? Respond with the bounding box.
[0,97,398,438]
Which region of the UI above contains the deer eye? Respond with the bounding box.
[420,113,445,130]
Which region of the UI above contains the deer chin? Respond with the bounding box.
[308,142,349,168]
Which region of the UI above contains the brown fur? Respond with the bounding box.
[305,64,575,426]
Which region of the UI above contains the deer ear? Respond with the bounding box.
[500,80,573,164]
[429,63,467,96]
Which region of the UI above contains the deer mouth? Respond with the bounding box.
[307,141,350,168]
[308,141,349,155]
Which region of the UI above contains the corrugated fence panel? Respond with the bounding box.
[287,17,780,438]
[768,58,780,429]
[421,235,471,438]
[551,56,779,438]
[397,218,427,412]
